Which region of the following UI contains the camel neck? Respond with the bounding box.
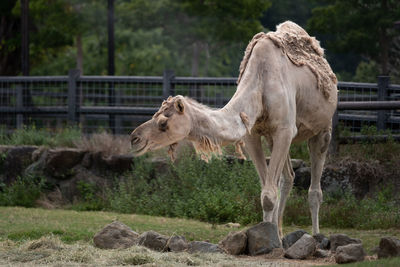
[186,103,247,145]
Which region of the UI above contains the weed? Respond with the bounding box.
[0,175,45,207]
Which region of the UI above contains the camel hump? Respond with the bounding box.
[237,21,337,103]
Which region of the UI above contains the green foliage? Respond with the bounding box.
[308,0,400,74]
[108,154,262,225]
[289,142,309,163]
[72,181,105,211]
[284,187,400,229]
[0,175,45,207]
[0,125,81,147]
[353,60,379,83]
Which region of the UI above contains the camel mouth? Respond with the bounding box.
[131,140,148,156]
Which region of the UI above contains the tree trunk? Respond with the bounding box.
[76,34,83,74]
[191,42,200,77]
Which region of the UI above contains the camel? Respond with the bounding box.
[130,21,338,238]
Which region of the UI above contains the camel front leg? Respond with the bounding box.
[308,129,331,235]
[276,155,295,238]
[243,134,267,188]
[262,128,294,225]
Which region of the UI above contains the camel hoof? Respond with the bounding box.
[261,190,276,211]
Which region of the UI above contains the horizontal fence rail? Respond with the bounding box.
[1,70,400,150]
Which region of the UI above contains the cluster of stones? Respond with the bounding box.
[93,221,400,264]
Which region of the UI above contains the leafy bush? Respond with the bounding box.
[108,154,262,225]
[0,125,81,147]
[0,175,45,207]
[70,181,106,211]
[284,187,400,229]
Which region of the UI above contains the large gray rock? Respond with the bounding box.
[138,231,169,252]
[219,231,247,255]
[282,230,307,249]
[45,148,84,178]
[93,221,139,249]
[378,236,400,259]
[314,248,330,258]
[167,235,188,252]
[329,234,361,251]
[284,234,316,260]
[246,222,281,256]
[188,241,222,253]
[294,167,311,189]
[335,243,366,264]
[313,233,330,250]
[0,145,38,184]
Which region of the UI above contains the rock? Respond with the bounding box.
[282,229,307,249]
[284,234,316,259]
[335,243,366,264]
[219,231,247,255]
[58,166,106,202]
[329,234,361,251]
[138,231,169,251]
[313,233,330,250]
[89,152,134,175]
[246,222,281,256]
[314,248,330,258]
[0,145,38,184]
[377,236,400,259]
[290,159,304,170]
[93,221,139,249]
[167,235,188,252]
[294,167,311,189]
[188,241,222,253]
[45,148,84,178]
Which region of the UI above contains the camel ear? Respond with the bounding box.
[174,99,185,114]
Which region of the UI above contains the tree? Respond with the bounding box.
[307,0,400,75]
[0,0,79,75]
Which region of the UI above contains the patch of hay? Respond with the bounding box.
[74,132,131,157]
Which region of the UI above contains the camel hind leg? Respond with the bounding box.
[308,129,331,235]
[276,154,295,238]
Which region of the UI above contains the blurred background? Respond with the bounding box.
[1,0,399,80]
[0,0,399,137]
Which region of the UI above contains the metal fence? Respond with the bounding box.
[1,70,400,141]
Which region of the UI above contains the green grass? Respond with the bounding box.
[1,207,399,253]
[0,125,81,147]
[0,207,237,244]
[0,207,400,266]
[324,257,400,267]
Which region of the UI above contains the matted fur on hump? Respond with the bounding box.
[237,21,337,102]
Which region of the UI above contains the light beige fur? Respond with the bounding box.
[130,21,338,238]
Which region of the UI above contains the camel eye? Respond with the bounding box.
[159,121,168,131]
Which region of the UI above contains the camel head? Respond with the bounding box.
[130,95,191,157]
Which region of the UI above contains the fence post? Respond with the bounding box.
[163,70,175,99]
[329,110,339,155]
[377,76,390,131]
[16,84,23,129]
[68,69,80,125]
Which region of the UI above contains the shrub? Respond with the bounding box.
[1,125,82,147]
[108,153,262,225]
[284,187,400,229]
[0,175,45,207]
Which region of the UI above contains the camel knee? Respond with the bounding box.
[308,189,323,210]
[261,187,277,213]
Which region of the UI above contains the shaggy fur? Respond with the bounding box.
[238,21,337,102]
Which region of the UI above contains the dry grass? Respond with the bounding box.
[0,207,399,266]
[0,235,333,266]
[74,132,131,157]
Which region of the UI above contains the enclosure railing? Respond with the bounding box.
[1,70,400,149]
